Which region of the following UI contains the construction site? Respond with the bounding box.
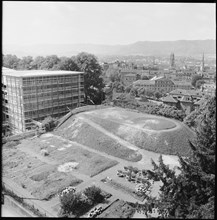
[2,69,84,134]
[2,106,195,217]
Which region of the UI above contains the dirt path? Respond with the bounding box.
[77,116,139,151]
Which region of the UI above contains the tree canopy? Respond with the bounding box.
[75,52,104,105]
[191,74,203,87]
[144,95,215,218]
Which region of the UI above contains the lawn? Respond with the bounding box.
[2,145,83,200]
[56,119,142,162]
[20,137,119,178]
[82,114,195,156]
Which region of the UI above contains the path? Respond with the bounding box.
[77,115,139,151]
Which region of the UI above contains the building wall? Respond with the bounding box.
[3,73,84,133]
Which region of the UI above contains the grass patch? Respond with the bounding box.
[2,146,83,201]
[97,200,136,218]
[84,114,194,156]
[56,119,142,162]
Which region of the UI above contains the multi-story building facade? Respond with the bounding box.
[2,69,84,134]
[133,77,193,93]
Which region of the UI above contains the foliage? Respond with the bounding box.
[3,54,20,69]
[195,79,205,89]
[144,96,215,218]
[75,52,105,105]
[41,116,57,132]
[52,56,79,71]
[191,74,203,87]
[83,185,104,203]
[59,185,105,217]
[60,191,84,216]
[17,56,34,70]
[154,91,163,99]
[183,96,209,129]
[113,94,186,121]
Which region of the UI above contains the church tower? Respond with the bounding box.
[200,53,205,72]
[170,53,175,68]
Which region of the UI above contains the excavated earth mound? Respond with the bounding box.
[56,107,195,157]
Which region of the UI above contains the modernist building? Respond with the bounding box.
[2,69,84,134]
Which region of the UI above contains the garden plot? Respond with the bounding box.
[17,136,118,178]
[56,119,142,162]
[82,113,195,156]
[2,146,82,200]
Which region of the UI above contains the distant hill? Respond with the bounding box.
[3,40,216,57]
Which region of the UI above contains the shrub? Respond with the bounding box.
[41,116,57,132]
[83,186,104,203]
[60,191,84,216]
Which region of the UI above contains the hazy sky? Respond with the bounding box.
[3,2,216,45]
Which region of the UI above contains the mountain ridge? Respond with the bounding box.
[3,39,216,57]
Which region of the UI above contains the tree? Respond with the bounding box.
[52,56,79,71]
[195,79,205,89]
[75,52,104,105]
[60,191,84,216]
[3,54,20,69]
[144,96,215,218]
[31,56,46,69]
[191,74,203,87]
[154,91,162,100]
[145,90,154,97]
[41,116,57,132]
[83,186,104,204]
[17,56,34,70]
[40,55,60,70]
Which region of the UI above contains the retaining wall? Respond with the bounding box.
[3,195,37,217]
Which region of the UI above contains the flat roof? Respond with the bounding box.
[2,69,84,77]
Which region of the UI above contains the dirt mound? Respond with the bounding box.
[56,107,195,157]
[56,120,142,162]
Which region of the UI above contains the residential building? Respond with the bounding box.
[2,69,84,134]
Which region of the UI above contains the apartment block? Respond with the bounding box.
[2,69,84,134]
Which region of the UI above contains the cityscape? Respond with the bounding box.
[2,2,216,218]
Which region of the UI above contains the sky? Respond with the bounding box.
[3,2,216,45]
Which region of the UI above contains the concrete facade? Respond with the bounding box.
[2,69,84,134]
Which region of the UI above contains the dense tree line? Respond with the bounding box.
[144,96,215,218]
[112,93,186,121]
[3,53,104,105]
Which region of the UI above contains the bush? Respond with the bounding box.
[41,116,57,132]
[60,191,84,216]
[83,186,104,203]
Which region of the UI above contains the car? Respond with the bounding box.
[117,173,125,177]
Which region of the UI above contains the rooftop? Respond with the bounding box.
[2,69,84,77]
[133,80,155,86]
[170,89,204,96]
[161,95,178,103]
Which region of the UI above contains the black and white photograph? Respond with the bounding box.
[2,1,216,218]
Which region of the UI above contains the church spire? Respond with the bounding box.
[201,52,205,72]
